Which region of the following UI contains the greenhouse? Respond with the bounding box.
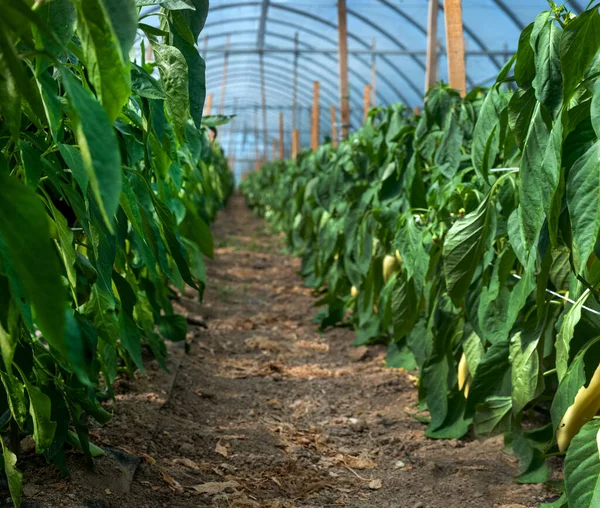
[0,0,598,507]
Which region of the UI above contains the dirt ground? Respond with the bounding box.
[12,195,560,508]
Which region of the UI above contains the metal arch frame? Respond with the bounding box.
[202,33,373,121]
[204,68,340,125]
[376,0,502,71]
[202,16,411,106]
[208,2,425,102]
[203,49,364,128]
[209,82,333,135]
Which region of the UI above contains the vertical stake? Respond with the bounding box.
[425,0,440,93]
[254,107,260,170]
[444,0,467,96]
[292,129,300,160]
[364,84,372,121]
[272,139,278,161]
[337,0,350,140]
[279,112,285,160]
[204,93,213,116]
[311,81,320,152]
[330,105,338,148]
[202,36,209,59]
[219,36,230,115]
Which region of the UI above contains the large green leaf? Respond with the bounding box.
[560,7,600,102]
[566,140,600,274]
[564,419,600,507]
[518,104,562,254]
[154,44,190,139]
[443,195,496,305]
[530,11,563,118]
[1,438,22,508]
[556,289,591,381]
[73,0,132,122]
[0,175,67,353]
[61,69,122,231]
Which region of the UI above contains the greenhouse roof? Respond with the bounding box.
[150,1,585,176]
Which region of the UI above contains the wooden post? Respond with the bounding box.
[337,0,350,140]
[330,105,338,147]
[279,112,285,160]
[272,139,277,161]
[444,0,466,96]
[425,0,439,92]
[292,32,299,131]
[364,84,372,121]
[204,93,213,116]
[219,36,230,115]
[292,129,300,160]
[311,81,320,151]
[371,38,377,107]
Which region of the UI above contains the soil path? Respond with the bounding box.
[20,195,556,508]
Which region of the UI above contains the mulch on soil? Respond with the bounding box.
[14,195,559,508]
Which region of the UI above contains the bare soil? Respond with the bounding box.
[13,195,559,508]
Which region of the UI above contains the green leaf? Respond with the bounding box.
[518,105,562,255]
[158,314,188,342]
[101,0,137,61]
[530,11,563,119]
[435,112,462,178]
[556,289,591,382]
[178,0,209,40]
[73,0,132,122]
[202,115,236,128]
[0,175,67,353]
[131,63,166,100]
[559,7,600,102]
[21,376,57,454]
[566,140,600,275]
[58,143,89,194]
[179,210,214,259]
[386,341,417,370]
[564,419,600,507]
[65,310,98,388]
[515,23,535,88]
[33,0,76,61]
[154,44,190,139]
[1,438,22,508]
[473,396,512,436]
[508,87,537,152]
[61,69,122,232]
[443,195,496,305]
[391,273,419,341]
[472,89,508,181]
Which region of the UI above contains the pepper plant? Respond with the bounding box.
[0,0,232,505]
[242,3,600,506]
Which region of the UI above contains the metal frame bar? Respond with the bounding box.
[201,17,410,106]
[202,38,370,125]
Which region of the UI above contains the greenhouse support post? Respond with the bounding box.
[338,0,350,139]
[444,0,467,96]
[312,81,320,151]
[272,139,277,161]
[364,84,371,121]
[292,129,300,160]
[204,93,213,116]
[425,0,439,92]
[260,53,268,159]
[279,112,285,160]
[330,105,338,148]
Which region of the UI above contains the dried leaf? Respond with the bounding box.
[192,480,240,495]
[215,441,229,457]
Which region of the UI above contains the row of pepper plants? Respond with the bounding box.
[0,0,233,505]
[241,3,600,506]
